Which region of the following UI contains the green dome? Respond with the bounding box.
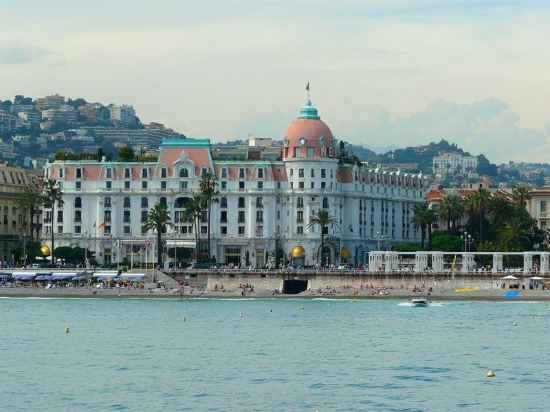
[298,100,320,120]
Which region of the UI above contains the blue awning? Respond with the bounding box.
[13,273,36,281]
[119,273,145,280]
[35,275,53,281]
[93,272,118,280]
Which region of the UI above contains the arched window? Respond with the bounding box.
[174,197,190,208]
[141,197,148,208]
[74,197,82,208]
[180,168,189,178]
[160,197,167,207]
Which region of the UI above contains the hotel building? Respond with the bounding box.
[42,98,428,267]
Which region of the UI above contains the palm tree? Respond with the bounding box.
[144,203,171,269]
[182,194,205,261]
[199,171,218,260]
[512,185,530,208]
[17,181,43,242]
[413,203,437,250]
[439,194,464,233]
[465,188,491,241]
[42,179,63,266]
[306,209,338,265]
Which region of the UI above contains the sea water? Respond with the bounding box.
[1,298,550,411]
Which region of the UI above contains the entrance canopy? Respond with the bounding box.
[166,240,196,248]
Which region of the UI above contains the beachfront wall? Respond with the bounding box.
[202,271,526,293]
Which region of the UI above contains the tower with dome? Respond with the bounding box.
[42,90,428,268]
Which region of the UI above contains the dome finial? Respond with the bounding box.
[305,81,311,105]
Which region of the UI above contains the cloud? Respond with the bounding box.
[337,99,549,163]
[0,43,53,65]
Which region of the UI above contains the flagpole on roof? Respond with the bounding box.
[306,81,311,102]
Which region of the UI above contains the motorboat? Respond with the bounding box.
[410,297,430,307]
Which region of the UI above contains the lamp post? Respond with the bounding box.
[461,231,473,252]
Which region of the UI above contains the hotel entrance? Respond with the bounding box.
[224,247,241,266]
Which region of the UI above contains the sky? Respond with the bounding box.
[1,0,550,163]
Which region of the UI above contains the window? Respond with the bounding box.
[160,197,167,207]
[104,210,111,223]
[239,168,245,178]
[161,168,167,178]
[141,197,148,208]
[142,168,148,179]
[123,210,131,223]
[123,197,131,208]
[239,181,245,190]
[238,211,245,223]
[221,168,227,178]
[200,211,207,223]
[106,181,112,190]
[219,197,227,208]
[297,226,303,235]
[256,197,263,208]
[76,168,82,179]
[299,168,304,178]
[75,197,82,208]
[161,181,167,191]
[60,168,64,178]
[221,181,227,190]
[201,226,207,234]
[311,182,315,189]
[256,210,263,223]
[221,226,227,235]
[180,181,188,191]
[180,168,188,178]
[124,226,131,234]
[201,167,207,177]
[297,197,304,208]
[258,168,264,179]
[299,181,304,189]
[289,169,293,177]
[323,197,329,209]
[104,196,111,208]
[76,181,81,191]
[541,200,547,214]
[321,169,326,178]
[257,181,263,190]
[220,211,227,223]
[106,168,112,178]
[238,226,245,235]
[124,181,130,190]
[75,210,82,223]
[311,169,315,178]
[57,210,63,223]
[297,210,304,223]
[124,168,130,178]
[238,197,245,208]
[142,181,148,189]
[141,210,148,223]
[75,225,81,234]
[58,225,63,234]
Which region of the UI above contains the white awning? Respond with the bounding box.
[165,240,196,248]
[501,275,518,280]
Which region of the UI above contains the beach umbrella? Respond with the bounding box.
[529,276,544,280]
[501,275,518,280]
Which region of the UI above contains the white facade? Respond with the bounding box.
[41,100,428,267]
[433,152,478,178]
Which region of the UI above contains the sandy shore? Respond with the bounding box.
[2,286,550,301]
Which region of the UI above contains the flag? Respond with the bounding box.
[306,81,310,92]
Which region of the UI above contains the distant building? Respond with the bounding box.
[17,111,41,127]
[0,110,17,135]
[36,94,65,111]
[0,164,40,263]
[433,153,478,178]
[526,188,550,231]
[109,104,137,127]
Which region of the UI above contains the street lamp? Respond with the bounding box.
[461,231,473,252]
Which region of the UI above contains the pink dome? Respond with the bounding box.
[283,104,334,160]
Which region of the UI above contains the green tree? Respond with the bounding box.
[117,146,135,161]
[182,194,205,261]
[306,209,338,265]
[199,171,218,260]
[144,203,171,268]
[16,181,43,243]
[413,203,437,250]
[42,179,63,266]
[465,188,491,242]
[512,185,530,208]
[439,194,464,233]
